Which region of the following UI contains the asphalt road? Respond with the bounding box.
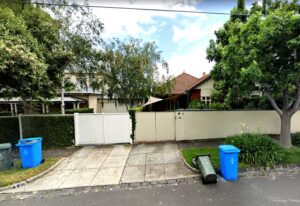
[1,173,300,206]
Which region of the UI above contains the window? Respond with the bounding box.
[201,96,211,105]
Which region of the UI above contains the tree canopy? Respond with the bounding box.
[101,38,172,106]
[0,5,68,100]
[207,0,300,148]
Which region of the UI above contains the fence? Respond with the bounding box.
[74,113,132,145]
[135,110,300,142]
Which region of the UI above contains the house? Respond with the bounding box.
[0,97,86,115]
[143,72,214,111]
[0,72,130,115]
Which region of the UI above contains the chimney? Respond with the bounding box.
[202,72,206,77]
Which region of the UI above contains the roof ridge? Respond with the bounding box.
[186,74,211,90]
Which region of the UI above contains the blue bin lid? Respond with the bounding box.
[219,145,240,153]
[16,137,42,147]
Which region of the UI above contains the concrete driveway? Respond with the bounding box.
[5,145,131,192]
[121,143,196,183]
[3,142,196,193]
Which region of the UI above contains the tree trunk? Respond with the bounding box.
[61,75,65,115]
[280,112,292,148]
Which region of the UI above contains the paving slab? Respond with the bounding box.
[102,156,128,168]
[126,154,146,166]
[165,163,197,180]
[89,147,112,156]
[163,152,181,164]
[63,157,85,170]
[72,146,95,158]
[78,155,107,169]
[146,153,164,165]
[59,169,98,188]
[130,144,148,154]
[145,164,165,182]
[109,145,131,156]
[90,167,124,186]
[121,165,145,183]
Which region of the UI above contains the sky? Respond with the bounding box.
[78,0,258,78]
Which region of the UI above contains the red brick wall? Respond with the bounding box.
[190,89,201,100]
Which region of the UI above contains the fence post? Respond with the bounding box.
[18,114,23,139]
[74,113,78,146]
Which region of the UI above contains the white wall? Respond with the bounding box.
[136,112,175,142]
[97,100,128,113]
[135,111,300,142]
[195,78,214,97]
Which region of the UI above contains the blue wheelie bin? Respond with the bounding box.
[219,145,240,181]
[16,137,43,168]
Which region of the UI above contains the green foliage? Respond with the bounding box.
[292,133,300,146]
[181,147,249,169]
[101,38,170,106]
[0,117,19,145]
[65,108,94,114]
[188,100,207,109]
[0,112,12,116]
[207,0,300,147]
[208,1,300,107]
[225,133,283,167]
[0,116,74,147]
[209,102,231,110]
[128,107,141,142]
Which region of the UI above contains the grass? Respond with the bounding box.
[181,146,300,170]
[0,157,60,187]
[281,146,300,165]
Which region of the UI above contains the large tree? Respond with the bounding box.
[207,0,300,148]
[0,5,68,101]
[1,0,104,114]
[101,38,171,106]
[39,0,104,114]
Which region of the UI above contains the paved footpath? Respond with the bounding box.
[2,142,196,193]
[1,173,300,206]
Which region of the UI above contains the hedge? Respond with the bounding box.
[65,108,94,114]
[0,117,19,145]
[0,115,74,148]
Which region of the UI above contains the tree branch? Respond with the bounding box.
[265,92,282,117]
[289,81,300,115]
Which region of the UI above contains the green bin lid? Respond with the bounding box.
[0,143,12,150]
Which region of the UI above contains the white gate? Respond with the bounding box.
[74,113,132,145]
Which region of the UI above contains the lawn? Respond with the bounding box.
[281,146,300,165]
[181,147,249,170]
[181,146,300,170]
[0,157,60,187]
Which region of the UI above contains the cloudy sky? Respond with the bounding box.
[83,0,256,78]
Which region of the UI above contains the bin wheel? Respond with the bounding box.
[41,159,45,164]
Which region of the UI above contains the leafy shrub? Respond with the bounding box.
[292,133,300,146]
[0,112,12,116]
[128,107,141,142]
[209,102,231,110]
[22,115,74,147]
[224,133,283,167]
[188,100,207,109]
[65,108,93,114]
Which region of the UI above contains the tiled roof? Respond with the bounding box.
[171,72,199,94]
[186,74,211,91]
